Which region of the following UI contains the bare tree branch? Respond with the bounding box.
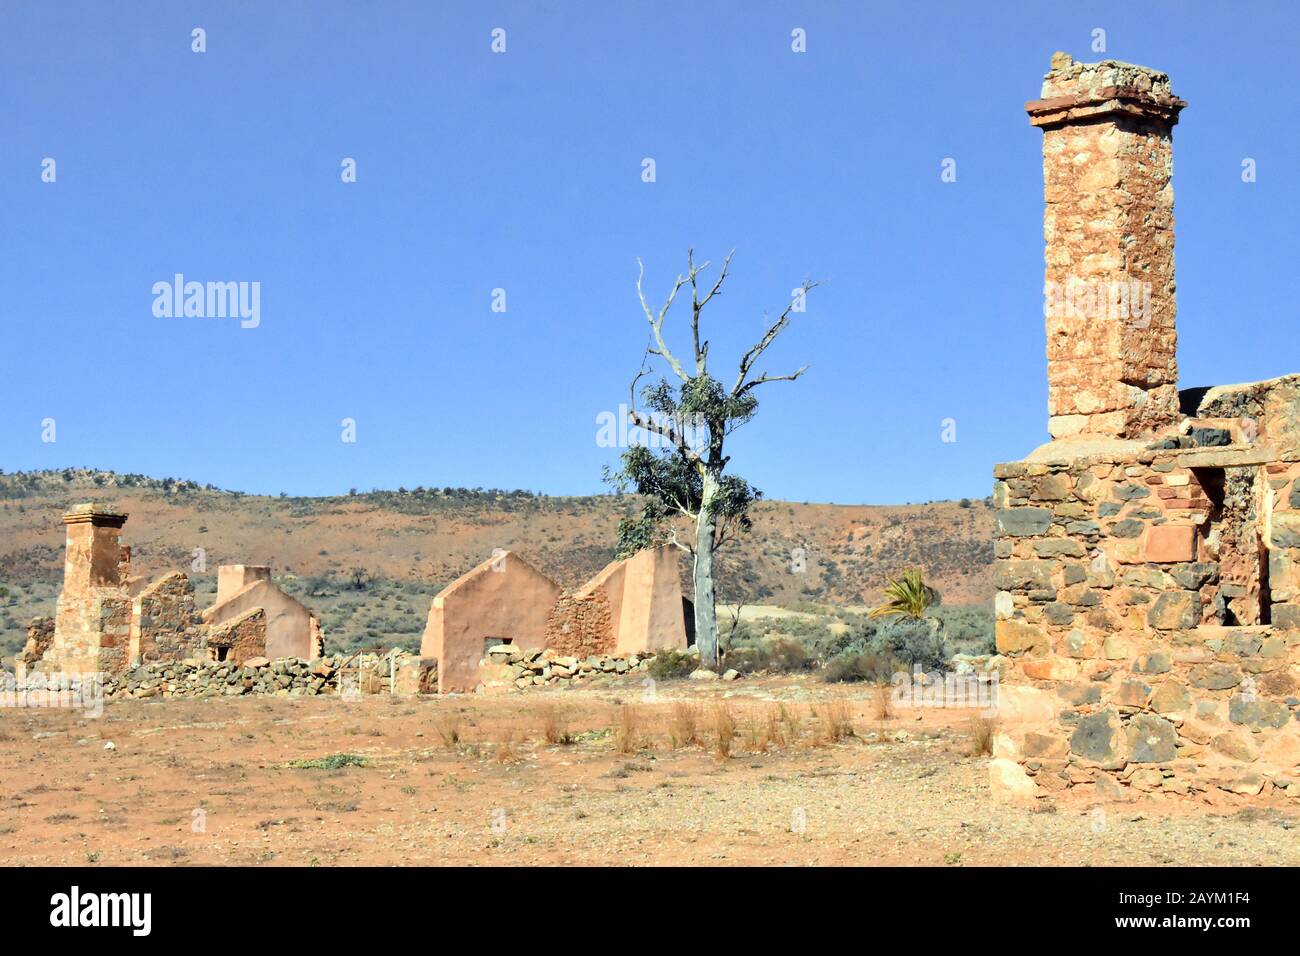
[627,340,653,408]
[735,365,810,396]
[732,280,818,395]
[637,258,690,382]
[688,248,733,374]
[666,525,694,555]
[627,408,701,463]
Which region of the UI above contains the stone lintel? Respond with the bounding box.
[996,442,1300,476]
[1152,443,1296,470]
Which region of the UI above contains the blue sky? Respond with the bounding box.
[1,1,1296,503]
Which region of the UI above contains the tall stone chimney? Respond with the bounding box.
[1027,53,1186,440]
[49,504,132,674]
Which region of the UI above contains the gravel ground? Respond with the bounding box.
[1,676,1296,866]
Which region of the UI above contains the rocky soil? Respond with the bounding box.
[1,675,1295,867]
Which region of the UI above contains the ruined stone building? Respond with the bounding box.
[202,564,323,662]
[45,504,133,674]
[421,551,562,693]
[28,505,323,674]
[992,55,1300,800]
[423,546,691,693]
[545,546,692,657]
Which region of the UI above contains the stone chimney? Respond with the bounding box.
[60,504,128,590]
[1027,53,1186,440]
[49,504,132,673]
[216,564,273,604]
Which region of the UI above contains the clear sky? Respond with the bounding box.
[1,1,1296,503]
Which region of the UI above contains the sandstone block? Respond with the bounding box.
[989,758,1039,803]
[1142,524,1196,563]
[996,620,1048,656]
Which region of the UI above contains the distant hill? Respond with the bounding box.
[0,469,994,655]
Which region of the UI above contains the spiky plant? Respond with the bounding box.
[869,568,937,620]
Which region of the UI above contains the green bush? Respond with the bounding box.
[646,648,697,681]
[823,649,899,684]
[875,617,947,670]
[721,635,817,675]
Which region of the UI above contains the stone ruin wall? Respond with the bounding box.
[130,571,206,664]
[543,588,616,658]
[993,451,1300,799]
[204,607,268,666]
[20,508,686,699]
[21,617,55,664]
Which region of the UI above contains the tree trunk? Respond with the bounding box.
[693,470,720,670]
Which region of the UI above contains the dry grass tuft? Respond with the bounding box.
[710,704,737,760]
[614,705,642,754]
[669,702,702,749]
[966,715,998,756]
[742,705,789,753]
[814,698,855,744]
[539,703,573,746]
[779,704,801,743]
[434,713,461,748]
[496,727,520,764]
[872,685,894,722]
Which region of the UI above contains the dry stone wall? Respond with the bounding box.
[994,447,1300,799]
[482,644,652,689]
[103,656,343,699]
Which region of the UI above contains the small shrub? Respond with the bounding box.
[823,649,899,684]
[876,618,947,671]
[646,649,696,681]
[724,636,816,675]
